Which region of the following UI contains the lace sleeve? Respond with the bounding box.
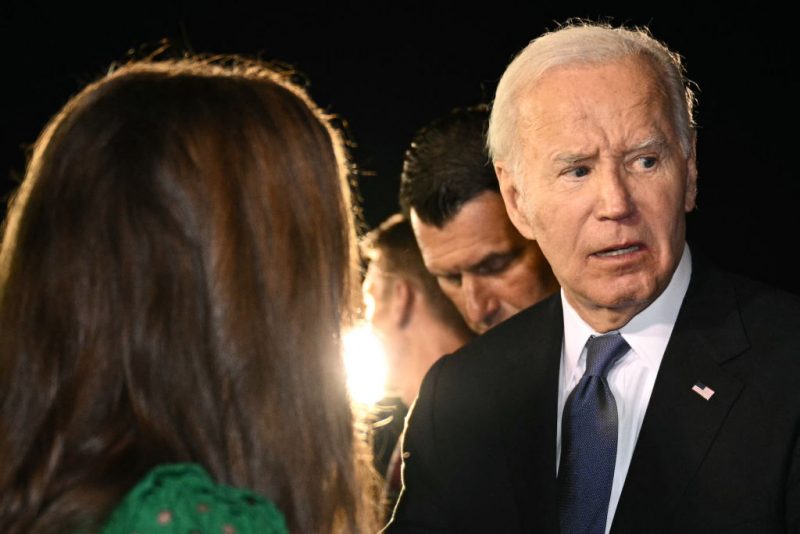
[101,463,288,534]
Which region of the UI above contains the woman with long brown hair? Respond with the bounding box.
[0,57,378,533]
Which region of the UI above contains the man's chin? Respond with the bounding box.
[567,284,656,321]
[591,275,660,305]
[594,293,656,324]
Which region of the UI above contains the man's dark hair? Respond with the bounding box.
[361,214,471,337]
[399,105,499,228]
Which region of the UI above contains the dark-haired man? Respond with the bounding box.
[400,106,558,334]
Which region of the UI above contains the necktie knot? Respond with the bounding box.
[585,332,629,378]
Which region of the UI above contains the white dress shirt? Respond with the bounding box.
[556,244,692,533]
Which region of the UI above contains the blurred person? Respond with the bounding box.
[361,213,473,518]
[389,22,800,533]
[362,214,474,410]
[0,57,378,533]
[399,105,558,334]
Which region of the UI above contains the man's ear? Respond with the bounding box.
[389,278,415,328]
[684,133,698,213]
[495,161,536,240]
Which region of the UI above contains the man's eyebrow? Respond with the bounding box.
[628,136,668,153]
[553,152,596,165]
[550,136,670,165]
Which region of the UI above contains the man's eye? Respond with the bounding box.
[476,256,512,276]
[565,166,590,178]
[636,156,658,170]
[439,274,462,286]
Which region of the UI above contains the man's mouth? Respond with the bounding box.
[594,244,642,257]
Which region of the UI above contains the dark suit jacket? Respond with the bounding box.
[386,260,800,533]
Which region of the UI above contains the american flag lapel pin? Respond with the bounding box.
[691,381,715,401]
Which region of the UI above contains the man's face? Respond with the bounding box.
[411,191,557,334]
[362,257,393,340]
[362,256,416,400]
[497,57,697,330]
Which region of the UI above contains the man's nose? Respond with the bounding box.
[462,275,501,330]
[595,166,635,221]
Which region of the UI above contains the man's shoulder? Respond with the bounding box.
[729,271,800,315]
[693,261,800,326]
[426,292,562,390]
[687,261,800,379]
[407,292,562,461]
[726,271,800,356]
[446,292,561,363]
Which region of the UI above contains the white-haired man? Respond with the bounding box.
[386,23,800,533]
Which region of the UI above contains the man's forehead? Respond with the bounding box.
[515,59,677,161]
[521,58,665,118]
[410,198,523,274]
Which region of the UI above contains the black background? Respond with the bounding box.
[2,3,797,293]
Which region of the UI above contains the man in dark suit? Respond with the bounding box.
[386,22,800,533]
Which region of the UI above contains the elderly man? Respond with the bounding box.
[400,106,558,334]
[387,23,800,533]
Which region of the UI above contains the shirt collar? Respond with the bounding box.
[561,244,692,373]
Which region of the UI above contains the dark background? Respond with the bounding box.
[2,3,797,293]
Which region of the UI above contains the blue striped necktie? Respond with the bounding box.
[558,332,629,534]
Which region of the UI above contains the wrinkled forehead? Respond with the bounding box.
[534,57,666,111]
[517,57,676,145]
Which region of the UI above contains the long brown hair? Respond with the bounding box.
[0,58,377,533]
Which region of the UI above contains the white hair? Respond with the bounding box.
[487,22,697,169]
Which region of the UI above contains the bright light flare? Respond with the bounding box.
[343,324,387,406]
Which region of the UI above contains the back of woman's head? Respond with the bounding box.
[0,58,375,533]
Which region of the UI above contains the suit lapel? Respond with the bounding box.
[496,295,564,532]
[612,261,748,531]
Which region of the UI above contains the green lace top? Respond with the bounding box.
[101,463,288,534]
